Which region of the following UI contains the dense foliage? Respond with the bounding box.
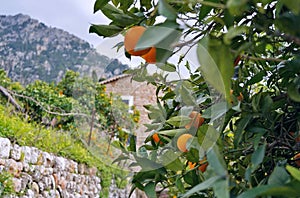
[0,69,138,197]
[91,0,300,197]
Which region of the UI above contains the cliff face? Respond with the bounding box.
[0,14,128,84]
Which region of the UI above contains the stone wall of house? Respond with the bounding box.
[103,75,157,147]
[0,137,129,198]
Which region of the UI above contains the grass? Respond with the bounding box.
[0,104,128,197]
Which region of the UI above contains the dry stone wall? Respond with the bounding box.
[0,137,102,198]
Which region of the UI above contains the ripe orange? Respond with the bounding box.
[152,133,160,143]
[185,111,205,130]
[124,26,151,56]
[188,161,196,169]
[294,153,300,167]
[198,158,208,173]
[177,134,193,152]
[141,47,156,64]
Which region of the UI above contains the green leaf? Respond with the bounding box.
[175,82,197,106]
[207,145,227,176]
[280,0,300,14]
[287,77,300,102]
[198,125,220,152]
[144,182,157,198]
[223,9,234,27]
[166,115,191,127]
[186,148,200,163]
[234,114,252,147]
[112,153,130,164]
[161,150,184,171]
[110,13,140,27]
[226,0,248,16]
[251,93,262,113]
[202,102,229,122]
[135,26,179,50]
[128,134,136,152]
[183,170,200,186]
[182,176,222,198]
[237,185,277,198]
[198,0,219,21]
[158,0,177,21]
[261,94,273,114]
[119,0,134,11]
[197,37,234,98]
[213,179,230,198]
[135,156,163,171]
[179,106,194,117]
[101,4,124,20]
[94,0,110,13]
[246,70,267,85]
[89,24,123,37]
[275,12,300,35]
[140,0,152,10]
[251,143,266,168]
[158,128,186,136]
[286,165,300,181]
[238,183,300,198]
[157,63,176,72]
[224,26,249,45]
[175,176,185,192]
[268,166,290,185]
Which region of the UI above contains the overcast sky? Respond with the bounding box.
[0,0,109,47]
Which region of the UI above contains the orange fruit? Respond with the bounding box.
[124,26,151,56]
[198,158,208,173]
[141,47,156,63]
[177,134,193,152]
[185,111,205,130]
[152,133,160,143]
[294,153,300,167]
[188,161,196,169]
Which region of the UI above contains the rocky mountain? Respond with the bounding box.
[0,13,128,84]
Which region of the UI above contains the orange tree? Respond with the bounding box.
[90,0,300,197]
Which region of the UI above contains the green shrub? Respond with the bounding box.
[0,171,15,196]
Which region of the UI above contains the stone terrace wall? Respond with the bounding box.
[0,137,101,198]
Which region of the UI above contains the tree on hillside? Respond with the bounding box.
[90,0,300,197]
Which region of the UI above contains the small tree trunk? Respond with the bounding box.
[88,108,96,146]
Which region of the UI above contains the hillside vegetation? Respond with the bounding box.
[0,69,138,197]
[0,14,128,84]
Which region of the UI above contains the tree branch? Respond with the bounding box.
[274,30,300,47]
[0,85,24,112]
[6,89,90,118]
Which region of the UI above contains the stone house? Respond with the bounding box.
[99,74,157,147]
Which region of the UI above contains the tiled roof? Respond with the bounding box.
[99,74,131,85]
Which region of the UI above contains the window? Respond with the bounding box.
[121,95,134,113]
